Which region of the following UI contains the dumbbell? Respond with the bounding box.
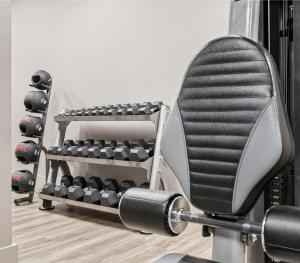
[98,140,117,159]
[117,104,131,115]
[68,176,87,201]
[98,106,109,115]
[127,103,140,115]
[41,183,55,196]
[77,139,94,157]
[19,115,44,137]
[83,177,104,204]
[100,180,136,207]
[138,102,153,115]
[24,90,49,112]
[129,139,155,161]
[57,140,75,156]
[54,175,73,198]
[11,170,34,194]
[30,70,52,90]
[107,104,121,115]
[113,140,132,161]
[15,140,39,164]
[83,177,118,205]
[66,140,85,156]
[88,140,106,158]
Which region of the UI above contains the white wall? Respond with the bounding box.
[12,1,230,186]
[0,0,14,254]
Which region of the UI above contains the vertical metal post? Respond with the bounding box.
[149,105,169,189]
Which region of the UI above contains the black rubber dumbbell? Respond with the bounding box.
[41,183,55,196]
[66,140,84,156]
[54,175,73,198]
[113,140,132,160]
[100,180,136,207]
[152,101,163,111]
[107,104,121,115]
[88,140,106,158]
[68,176,87,201]
[127,103,140,115]
[77,139,94,157]
[83,177,104,204]
[48,146,58,155]
[138,102,153,115]
[117,104,131,115]
[129,139,155,162]
[57,140,75,156]
[98,140,117,159]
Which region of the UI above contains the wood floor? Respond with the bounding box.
[12,194,212,263]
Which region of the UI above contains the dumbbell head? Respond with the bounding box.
[129,147,150,162]
[119,180,137,193]
[104,140,117,148]
[99,147,114,159]
[84,188,101,204]
[77,146,89,157]
[73,176,87,188]
[100,190,120,207]
[11,170,34,194]
[31,70,52,90]
[63,140,75,147]
[87,146,101,158]
[24,90,49,112]
[67,146,78,156]
[19,115,44,137]
[86,176,103,190]
[103,178,119,192]
[57,146,68,156]
[130,139,148,148]
[83,139,94,146]
[94,140,105,148]
[138,106,152,115]
[54,184,68,198]
[114,146,130,160]
[15,140,39,164]
[152,101,163,110]
[41,183,55,195]
[48,146,58,155]
[68,185,84,201]
[74,140,85,146]
[61,174,73,187]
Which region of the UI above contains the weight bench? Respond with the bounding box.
[118,36,300,263]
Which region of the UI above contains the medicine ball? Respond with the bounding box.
[11,170,34,194]
[15,140,39,164]
[31,70,52,90]
[24,90,49,112]
[19,115,44,137]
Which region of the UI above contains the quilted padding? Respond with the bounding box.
[177,37,274,214]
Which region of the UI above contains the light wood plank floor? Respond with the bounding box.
[12,194,212,263]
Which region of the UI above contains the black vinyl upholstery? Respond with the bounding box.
[174,36,293,215]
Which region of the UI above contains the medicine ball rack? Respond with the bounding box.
[14,70,52,205]
[38,104,170,213]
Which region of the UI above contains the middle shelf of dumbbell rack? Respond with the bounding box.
[46,154,153,170]
[38,193,118,214]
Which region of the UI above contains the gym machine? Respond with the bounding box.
[118,1,300,263]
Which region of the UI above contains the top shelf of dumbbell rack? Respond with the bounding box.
[54,111,160,124]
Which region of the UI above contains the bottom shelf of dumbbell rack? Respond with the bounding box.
[46,154,153,169]
[38,193,119,214]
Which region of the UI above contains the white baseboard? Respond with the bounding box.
[0,243,18,263]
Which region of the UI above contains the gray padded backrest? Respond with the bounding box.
[161,36,293,216]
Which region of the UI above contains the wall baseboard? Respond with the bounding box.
[0,243,18,263]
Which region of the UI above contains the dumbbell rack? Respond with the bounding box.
[38,105,169,214]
